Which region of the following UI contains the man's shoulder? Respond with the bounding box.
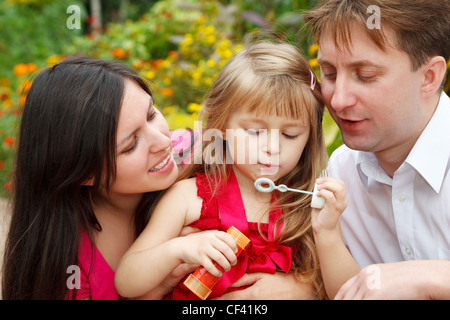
[327,145,360,177]
[329,144,359,164]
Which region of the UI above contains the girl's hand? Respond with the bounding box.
[174,230,238,277]
[311,177,347,235]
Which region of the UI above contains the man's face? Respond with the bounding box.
[318,23,428,159]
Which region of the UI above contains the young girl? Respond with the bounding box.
[115,41,353,300]
[1,57,182,299]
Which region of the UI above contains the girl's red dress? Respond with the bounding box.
[166,169,292,299]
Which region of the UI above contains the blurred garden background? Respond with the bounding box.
[0,0,449,198]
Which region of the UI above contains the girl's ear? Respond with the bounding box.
[421,56,447,97]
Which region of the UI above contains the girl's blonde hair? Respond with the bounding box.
[181,41,328,298]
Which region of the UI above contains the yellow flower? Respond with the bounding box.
[205,25,215,35]
[47,55,63,67]
[206,35,216,45]
[309,58,319,68]
[206,59,216,68]
[143,70,155,80]
[308,43,319,56]
[162,106,175,114]
[187,102,202,113]
[1,99,13,109]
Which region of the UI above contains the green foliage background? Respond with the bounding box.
[0,0,449,198]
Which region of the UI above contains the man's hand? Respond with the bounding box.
[215,272,316,300]
[335,260,450,300]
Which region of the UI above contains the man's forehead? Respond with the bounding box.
[317,21,397,55]
[316,22,400,63]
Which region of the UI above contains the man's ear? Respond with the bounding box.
[421,56,447,97]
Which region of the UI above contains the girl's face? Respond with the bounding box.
[225,110,310,184]
[111,80,178,196]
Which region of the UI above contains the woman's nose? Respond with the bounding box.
[146,126,172,154]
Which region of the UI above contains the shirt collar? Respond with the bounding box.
[356,151,393,186]
[405,92,450,193]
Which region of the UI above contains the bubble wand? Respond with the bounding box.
[254,177,325,209]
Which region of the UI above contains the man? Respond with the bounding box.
[305,0,450,299]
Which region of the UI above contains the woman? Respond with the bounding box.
[2,57,181,299]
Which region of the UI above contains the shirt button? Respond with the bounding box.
[399,194,407,202]
[405,247,412,255]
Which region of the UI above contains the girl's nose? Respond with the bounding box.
[261,129,280,155]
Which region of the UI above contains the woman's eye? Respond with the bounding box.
[147,108,157,121]
[122,138,138,154]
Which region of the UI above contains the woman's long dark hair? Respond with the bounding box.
[2,57,159,299]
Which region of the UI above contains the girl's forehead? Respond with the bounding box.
[238,103,309,124]
[229,109,309,128]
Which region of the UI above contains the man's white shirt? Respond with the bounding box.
[327,92,450,268]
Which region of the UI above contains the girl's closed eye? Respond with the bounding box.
[283,133,298,140]
[246,128,264,135]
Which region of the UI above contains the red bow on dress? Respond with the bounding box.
[208,169,292,298]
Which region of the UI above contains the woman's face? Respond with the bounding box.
[111,79,178,196]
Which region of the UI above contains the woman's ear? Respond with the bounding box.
[421,56,447,97]
[81,177,94,186]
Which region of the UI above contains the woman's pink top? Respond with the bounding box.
[65,230,119,300]
[65,129,196,300]
[165,169,292,300]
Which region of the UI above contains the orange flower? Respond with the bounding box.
[13,63,38,77]
[4,181,13,191]
[18,95,27,106]
[26,63,38,74]
[20,79,32,93]
[112,48,127,59]
[3,136,15,147]
[161,88,174,97]
[168,50,178,59]
[152,59,164,70]
[0,161,5,170]
[13,63,29,77]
